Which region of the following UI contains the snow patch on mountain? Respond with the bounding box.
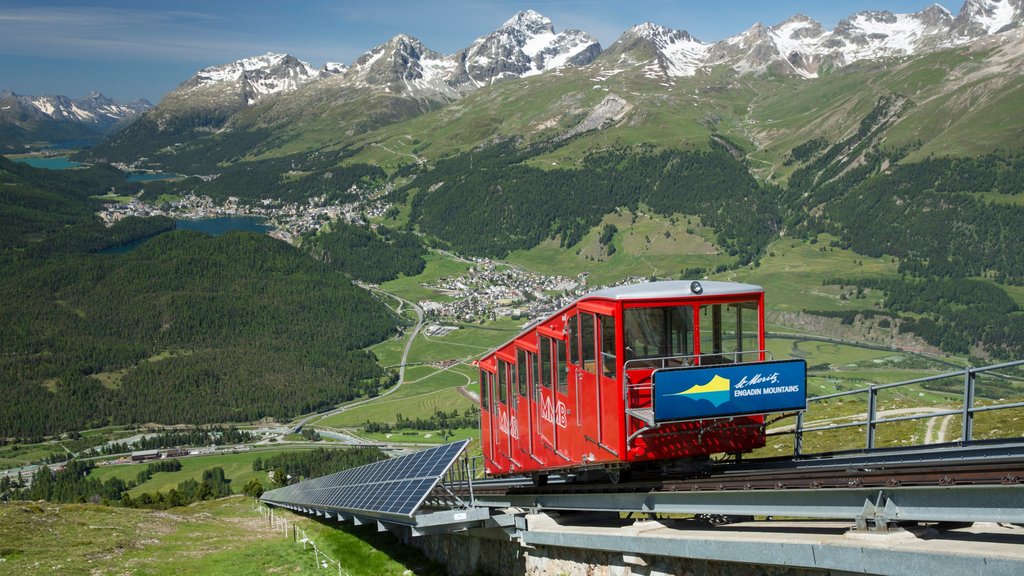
[450,10,600,87]
[6,90,152,132]
[185,52,317,104]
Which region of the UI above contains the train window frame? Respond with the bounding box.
[480,370,489,411]
[531,352,540,402]
[516,348,528,397]
[623,305,695,365]
[698,300,759,365]
[599,314,617,379]
[580,312,597,373]
[539,335,553,390]
[557,338,568,395]
[567,313,579,366]
[497,359,508,405]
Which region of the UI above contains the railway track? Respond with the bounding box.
[494,460,1024,496]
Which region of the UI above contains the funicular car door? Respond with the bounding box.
[495,355,519,468]
[577,300,621,458]
[537,326,568,459]
[514,346,533,463]
[479,369,494,465]
[574,310,601,450]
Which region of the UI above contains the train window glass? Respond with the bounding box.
[497,360,508,404]
[557,339,568,395]
[623,306,694,366]
[540,336,553,389]
[567,313,579,365]
[530,352,540,401]
[488,372,497,414]
[517,349,528,397]
[480,371,489,411]
[581,313,596,372]
[699,300,758,364]
[599,314,617,379]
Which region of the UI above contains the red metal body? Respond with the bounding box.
[478,280,769,478]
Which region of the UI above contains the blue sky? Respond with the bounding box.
[0,0,960,103]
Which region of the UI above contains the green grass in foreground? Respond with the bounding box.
[0,496,444,576]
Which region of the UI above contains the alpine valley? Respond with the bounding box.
[4,0,1024,440]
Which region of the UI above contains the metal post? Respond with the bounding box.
[867,386,877,450]
[962,368,975,444]
[794,412,804,457]
[468,457,476,506]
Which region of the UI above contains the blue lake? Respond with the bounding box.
[14,156,83,169]
[176,216,273,236]
[101,216,274,254]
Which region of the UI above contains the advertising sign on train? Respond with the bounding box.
[652,359,807,422]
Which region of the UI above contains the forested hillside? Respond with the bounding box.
[404,140,778,266]
[0,162,400,438]
[303,222,426,283]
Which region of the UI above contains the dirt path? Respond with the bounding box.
[926,414,956,444]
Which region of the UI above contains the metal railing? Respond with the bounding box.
[776,359,1024,456]
[622,350,772,407]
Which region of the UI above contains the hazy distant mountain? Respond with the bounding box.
[0,90,151,151]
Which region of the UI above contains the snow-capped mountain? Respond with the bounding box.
[319,62,348,78]
[342,34,459,97]
[447,10,601,87]
[632,0,1022,79]
[952,0,1024,37]
[180,52,318,105]
[601,23,710,78]
[0,90,151,132]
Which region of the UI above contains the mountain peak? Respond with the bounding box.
[603,23,708,79]
[501,10,554,35]
[953,0,1022,37]
[180,52,317,105]
[449,11,600,88]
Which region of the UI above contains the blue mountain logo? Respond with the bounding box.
[664,375,731,407]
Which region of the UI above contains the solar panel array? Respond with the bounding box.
[261,440,469,518]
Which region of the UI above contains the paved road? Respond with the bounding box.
[293,288,425,434]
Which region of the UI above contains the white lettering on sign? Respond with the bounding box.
[541,397,555,424]
[735,371,781,389]
[763,385,800,394]
[556,401,568,428]
[499,411,509,434]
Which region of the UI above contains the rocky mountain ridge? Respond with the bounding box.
[0,90,151,132]
[83,1,1024,167]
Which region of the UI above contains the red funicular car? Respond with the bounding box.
[477,280,806,484]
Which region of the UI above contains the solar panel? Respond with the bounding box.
[261,440,469,519]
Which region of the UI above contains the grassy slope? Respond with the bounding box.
[89,448,311,496]
[0,496,444,576]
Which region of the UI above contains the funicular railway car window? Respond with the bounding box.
[540,336,553,390]
[581,313,597,373]
[532,352,540,401]
[517,349,528,397]
[488,372,497,414]
[600,315,617,378]
[497,360,508,405]
[624,306,694,366]
[567,313,579,365]
[480,371,489,410]
[699,301,758,364]
[557,339,568,395]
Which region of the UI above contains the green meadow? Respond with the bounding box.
[0,496,444,576]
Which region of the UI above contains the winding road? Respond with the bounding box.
[292,288,425,435]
